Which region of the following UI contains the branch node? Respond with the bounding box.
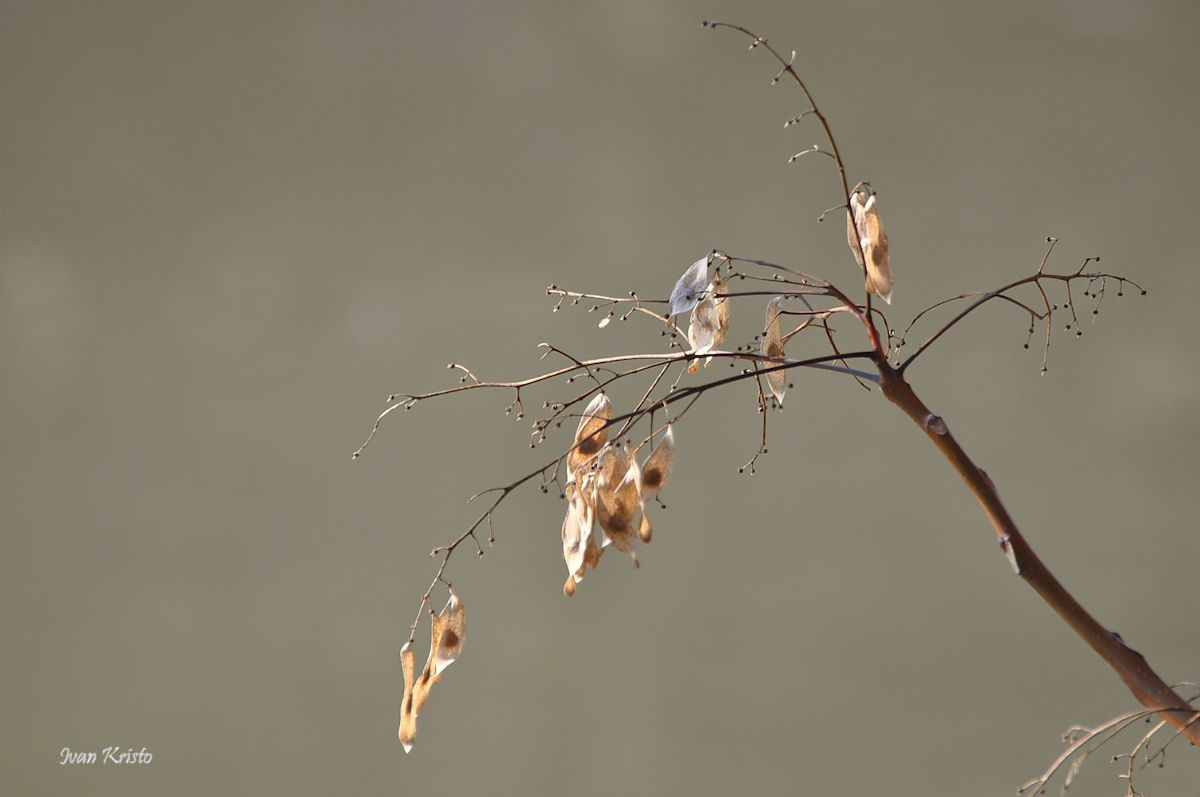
[998,534,1021,574]
[923,414,948,436]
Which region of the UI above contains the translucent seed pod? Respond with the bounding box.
[569,393,611,473]
[762,297,787,405]
[431,593,466,676]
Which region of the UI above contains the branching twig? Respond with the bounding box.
[361,20,1197,777]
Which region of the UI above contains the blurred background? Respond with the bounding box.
[2,1,1198,794]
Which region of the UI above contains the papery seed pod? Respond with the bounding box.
[561,482,589,578]
[562,510,585,576]
[706,272,731,367]
[761,297,787,405]
[413,656,439,715]
[621,444,653,544]
[566,530,603,595]
[583,533,603,570]
[846,194,865,271]
[594,442,628,492]
[687,295,720,374]
[848,187,894,304]
[569,393,611,473]
[431,593,466,676]
[669,255,711,316]
[622,441,642,489]
[639,426,675,499]
[594,446,640,567]
[399,642,418,753]
[605,528,638,565]
[413,610,445,716]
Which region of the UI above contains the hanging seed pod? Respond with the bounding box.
[848,187,894,304]
[561,480,593,579]
[594,446,640,567]
[706,272,732,367]
[687,295,720,374]
[639,426,675,500]
[761,297,787,405]
[431,593,466,676]
[399,642,418,753]
[569,393,611,473]
[669,255,711,316]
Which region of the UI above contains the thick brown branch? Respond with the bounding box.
[876,361,1200,747]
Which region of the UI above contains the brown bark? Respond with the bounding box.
[877,362,1200,746]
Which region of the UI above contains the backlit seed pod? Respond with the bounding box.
[562,508,585,577]
[761,297,787,405]
[594,446,640,567]
[413,656,439,715]
[604,528,638,564]
[431,593,466,676]
[561,481,592,578]
[687,295,720,374]
[669,255,711,317]
[621,444,653,544]
[583,533,603,570]
[412,611,445,716]
[639,426,675,500]
[593,442,627,492]
[706,272,732,367]
[569,393,611,473]
[846,195,865,271]
[848,187,894,304]
[565,517,604,595]
[399,642,418,753]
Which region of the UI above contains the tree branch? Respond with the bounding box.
[876,360,1200,747]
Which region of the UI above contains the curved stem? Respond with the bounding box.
[876,361,1200,747]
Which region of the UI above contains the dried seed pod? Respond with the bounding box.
[846,195,865,271]
[594,446,639,567]
[593,442,627,491]
[687,294,720,374]
[669,255,711,316]
[848,187,894,304]
[569,393,611,473]
[566,514,605,595]
[604,528,638,564]
[413,656,438,715]
[761,297,787,405]
[622,444,653,544]
[399,642,418,753]
[639,426,675,499]
[561,480,593,578]
[583,533,603,569]
[707,272,731,367]
[431,593,466,676]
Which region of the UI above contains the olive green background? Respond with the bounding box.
[2,1,1198,795]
